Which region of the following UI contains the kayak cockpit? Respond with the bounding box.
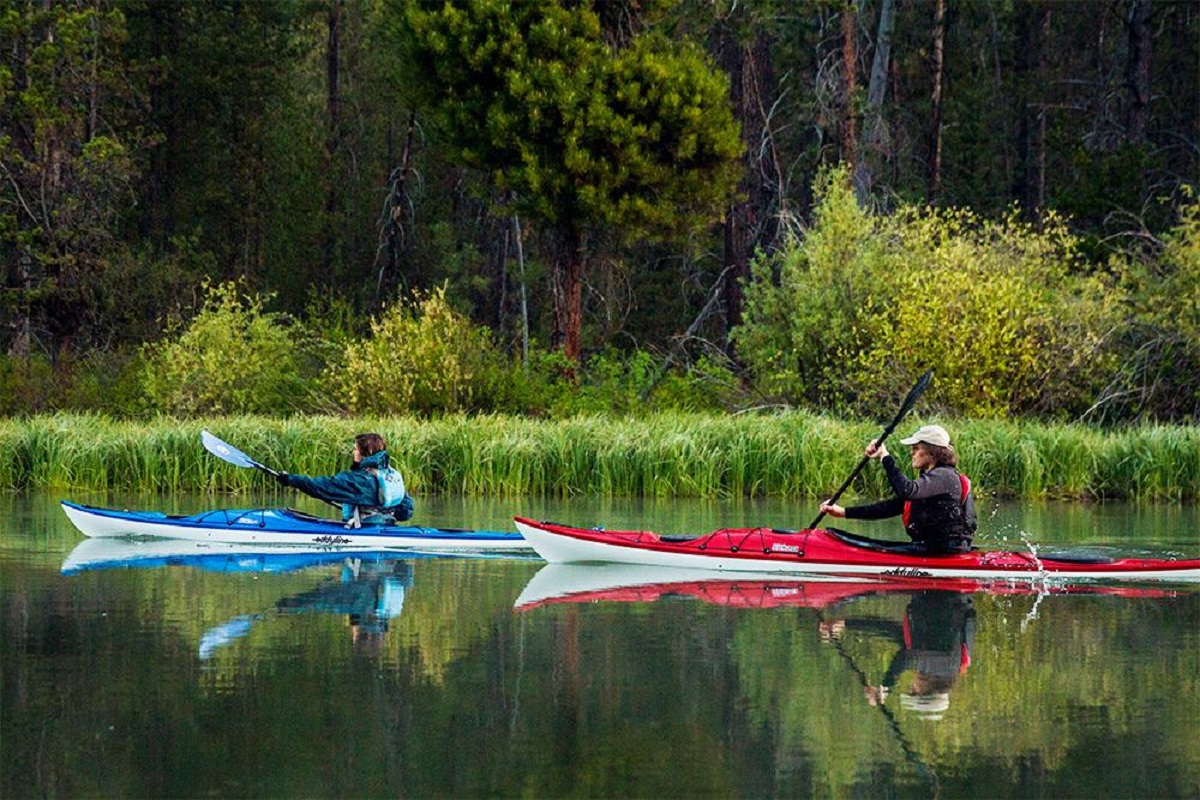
[824,527,930,553]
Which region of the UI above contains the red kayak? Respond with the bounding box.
[513,564,1188,611]
[512,517,1200,582]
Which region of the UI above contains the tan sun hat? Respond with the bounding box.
[899,424,952,448]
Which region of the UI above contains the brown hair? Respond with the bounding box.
[355,433,388,456]
[918,443,958,467]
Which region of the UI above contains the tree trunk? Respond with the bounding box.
[143,2,180,244]
[8,250,34,358]
[866,0,896,110]
[927,0,946,201]
[710,16,780,344]
[1124,0,1152,145]
[715,20,745,338]
[87,9,99,140]
[1013,0,1050,219]
[324,0,343,274]
[841,1,859,170]
[1033,6,1050,217]
[855,0,897,200]
[551,226,587,368]
[513,215,530,368]
[378,111,416,302]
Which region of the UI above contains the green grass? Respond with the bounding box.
[1,413,1198,501]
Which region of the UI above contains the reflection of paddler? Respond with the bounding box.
[199,558,413,659]
[275,558,412,641]
[820,590,975,721]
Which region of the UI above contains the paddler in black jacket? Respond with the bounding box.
[819,424,976,554]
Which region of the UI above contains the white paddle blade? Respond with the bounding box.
[201,429,259,470]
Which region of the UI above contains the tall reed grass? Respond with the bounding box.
[1,413,1197,501]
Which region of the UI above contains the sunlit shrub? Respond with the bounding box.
[325,286,508,415]
[140,281,321,415]
[734,166,1123,419]
[733,167,880,410]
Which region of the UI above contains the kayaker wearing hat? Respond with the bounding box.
[276,433,414,528]
[820,590,975,722]
[819,424,976,554]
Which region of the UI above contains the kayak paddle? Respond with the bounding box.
[201,430,282,478]
[808,368,934,531]
[201,430,344,510]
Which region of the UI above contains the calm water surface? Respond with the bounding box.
[2,491,1199,798]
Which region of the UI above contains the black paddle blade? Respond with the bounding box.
[897,368,934,420]
[881,368,934,437]
[808,368,934,531]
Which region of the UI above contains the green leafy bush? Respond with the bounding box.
[325,287,509,415]
[1103,189,1200,421]
[0,356,55,416]
[734,167,1123,419]
[0,350,143,416]
[140,281,321,415]
[512,348,743,418]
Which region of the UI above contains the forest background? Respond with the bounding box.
[2,0,1198,426]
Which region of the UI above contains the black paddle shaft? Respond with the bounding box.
[807,369,934,531]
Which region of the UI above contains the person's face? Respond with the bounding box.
[353,442,363,463]
[910,444,934,471]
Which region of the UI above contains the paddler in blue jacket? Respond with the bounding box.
[819,424,976,554]
[276,433,414,527]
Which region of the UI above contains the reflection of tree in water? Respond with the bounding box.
[200,558,413,659]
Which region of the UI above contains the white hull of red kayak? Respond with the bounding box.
[512,519,1200,582]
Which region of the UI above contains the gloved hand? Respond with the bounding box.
[275,471,289,486]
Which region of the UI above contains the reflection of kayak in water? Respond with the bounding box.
[62,500,531,551]
[514,517,1200,581]
[513,563,1189,611]
[61,537,415,575]
[199,559,412,659]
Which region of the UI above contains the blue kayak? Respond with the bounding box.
[61,500,532,552]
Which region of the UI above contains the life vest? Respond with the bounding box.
[902,472,974,546]
[903,472,971,528]
[343,466,413,526]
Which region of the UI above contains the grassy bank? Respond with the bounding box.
[2,413,1198,501]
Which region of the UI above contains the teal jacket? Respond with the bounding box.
[283,450,413,524]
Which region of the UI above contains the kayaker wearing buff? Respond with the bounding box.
[276,433,414,528]
[819,425,976,554]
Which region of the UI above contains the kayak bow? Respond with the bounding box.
[512,517,1200,582]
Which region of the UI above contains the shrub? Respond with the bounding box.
[734,166,1123,419]
[1099,189,1200,422]
[140,281,322,415]
[0,350,143,416]
[0,356,55,416]
[326,286,509,415]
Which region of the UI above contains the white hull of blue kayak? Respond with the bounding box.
[62,501,531,552]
